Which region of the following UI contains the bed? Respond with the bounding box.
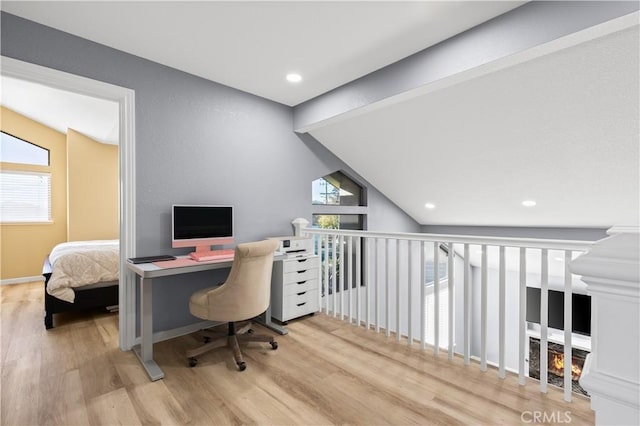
[42,240,119,329]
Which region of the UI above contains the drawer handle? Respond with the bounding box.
[297,291,306,296]
[296,270,307,274]
[296,302,307,307]
[297,280,307,285]
[297,259,308,263]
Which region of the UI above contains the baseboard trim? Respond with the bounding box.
[1,276,45,286]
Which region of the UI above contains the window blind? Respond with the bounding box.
[0,170,51,222]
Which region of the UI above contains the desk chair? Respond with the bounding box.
[187,239,280,371]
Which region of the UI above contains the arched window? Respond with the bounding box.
[311,171,366,230]
[312,171,363,206]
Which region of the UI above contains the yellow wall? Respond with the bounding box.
[67,129,119,241]
[0,111,119,280]
[1,107,68,279]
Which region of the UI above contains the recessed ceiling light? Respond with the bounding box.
[522,200,537,207]
[286,73,302,83]
[554,257,565,262]
[424,203,435,209]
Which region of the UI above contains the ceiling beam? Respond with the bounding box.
[293,1,639,133]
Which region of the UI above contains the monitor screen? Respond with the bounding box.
[172,205,234,249]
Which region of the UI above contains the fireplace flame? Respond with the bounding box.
[551,353,582,380]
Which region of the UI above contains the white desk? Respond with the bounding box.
[126,254,286,381]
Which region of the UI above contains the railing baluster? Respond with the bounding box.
[448,242,455,360]
[375,238,380,333]
[396,239,401,342]
[420,241,426,350]
[374,240,384,333]
[464,243,470,365]
[348,236,353,325]
[519,247,527,385]
[408,240,413,345]
[481,244,488,372]
[339,235,344,320]
[331,235,340,318]
[356,236,361,327]
[324,234,330,315]
[386,239,391,337]
[365,238,371,329]
[564,250,572,402]
[499,245,506,379]
[324,235,328,315]
[313,235,319,312]
[540,248,549,393]
[433,241,439,355]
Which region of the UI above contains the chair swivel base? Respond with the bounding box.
[187,322,278,371]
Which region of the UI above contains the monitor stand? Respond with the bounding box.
[193,244,213,254]
[188,245,213,260]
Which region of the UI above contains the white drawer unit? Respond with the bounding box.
[270,255,320,322]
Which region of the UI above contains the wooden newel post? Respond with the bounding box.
[570,226,640,425]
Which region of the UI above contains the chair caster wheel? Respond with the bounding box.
[188,357,198,367]
[237,361,247,371]
[203,336,211,343]
[247,329,254,334]
[270,341,278,350]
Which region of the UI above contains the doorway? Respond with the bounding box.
[1,56,136,350]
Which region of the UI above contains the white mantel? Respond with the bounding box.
[570,226,640,426]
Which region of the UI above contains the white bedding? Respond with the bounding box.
[47,240,119,303]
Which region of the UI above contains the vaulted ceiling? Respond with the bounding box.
[1,75,119,145]
[2,1,638,229]
[308,24,639,227]
[1,1,523,106]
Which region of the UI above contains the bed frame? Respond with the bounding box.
[42,256,119,329]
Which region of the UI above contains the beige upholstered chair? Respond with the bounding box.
[187,239,280,371]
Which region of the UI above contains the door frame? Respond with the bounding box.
[1,56,137,350]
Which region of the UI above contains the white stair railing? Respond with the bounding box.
[295,221,593,402]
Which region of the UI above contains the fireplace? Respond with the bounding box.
[529,337,589,396]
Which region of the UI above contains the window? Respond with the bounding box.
[311,214,364,230]
[312,172,367,296]
[312,171,363,206]
[425,244,449,283]
[0,132,52,223]
[0,171,51,222]
[1,132,49,166]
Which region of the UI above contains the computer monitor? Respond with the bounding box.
[172,205,234,254]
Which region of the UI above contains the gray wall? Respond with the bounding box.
[1,12,419,332]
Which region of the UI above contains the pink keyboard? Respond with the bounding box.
[189,248,235,262]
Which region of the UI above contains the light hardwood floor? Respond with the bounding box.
[1,281,594,425]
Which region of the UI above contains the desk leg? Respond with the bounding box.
[132,276,165,381]
[255,304,288,335]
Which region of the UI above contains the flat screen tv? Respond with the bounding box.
[526,287,591,336]
[172,205,234,254]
